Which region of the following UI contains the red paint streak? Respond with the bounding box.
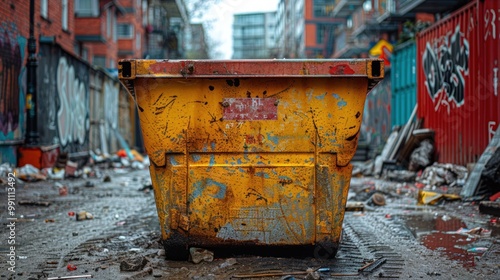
[329,64,355,75]
[223,98,277,121]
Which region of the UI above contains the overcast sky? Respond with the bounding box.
[189,0,280,59]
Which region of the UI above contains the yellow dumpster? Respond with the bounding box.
[118,59,384,259]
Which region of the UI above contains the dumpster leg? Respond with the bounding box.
[313,239,339,259]
[163,231,189,260]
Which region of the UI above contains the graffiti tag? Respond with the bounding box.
[57,57,89,147]
[0,24,23,136]
[422,25,469,110]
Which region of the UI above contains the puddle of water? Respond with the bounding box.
[398,213,495,268]
[420,231,479,267]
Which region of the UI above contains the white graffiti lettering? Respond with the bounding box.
[489,121,497,143]
[104,80,119,139]
[484,9,497,41]
[56,57,88,147]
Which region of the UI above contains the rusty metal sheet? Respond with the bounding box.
[118,59,384,79]
[119,59,383,253]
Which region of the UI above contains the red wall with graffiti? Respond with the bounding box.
[417,0,500,165]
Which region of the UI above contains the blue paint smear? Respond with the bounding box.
[169,157,178,166]
[191,154,201,162]
[315,93,326,100]
[332,93,340,99]
[237,159,243,165]
[266,133,279,145]
[191,178,227,200]
[278,175,292,181]
[337,100,347,108]
[207,179,227,199]
[209,154,216,166]
[256,172,270,179]
[211,142,216,151]
[257,161,265,165]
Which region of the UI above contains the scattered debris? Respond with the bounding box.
[409,139,434,171]
[103,175,112,182]
[84,181,95,188]
[66,264,77,271]
[18,200,51,207]
[462,125,500,197]
[417,190,461,205]
[56,182,68,196]
[47,275,92,280]
[345,202,365,212]
[65,160,78,177]
[479,201,500,217]
[15,164,47,181]
[219,258,237,269]
[120,256,148,272]
[45,219,55,223]
[386,170,417,182]
[76,211,94,221]
[359,257,387,273]
[189,247,214,264]
[450,227,491,237]
[370,192,386,206]
[416,163,468,188]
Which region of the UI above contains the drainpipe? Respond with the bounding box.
[25,0,39,146]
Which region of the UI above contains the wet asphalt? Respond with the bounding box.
[0,168,498,279]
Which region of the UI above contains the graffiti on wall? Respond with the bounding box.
[0,22,25,138]
[104,79,119,138]
[56,56,90,150]
[361,74,391,150]
[422,25,470,111]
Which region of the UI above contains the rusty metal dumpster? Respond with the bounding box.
[118,59,384,259]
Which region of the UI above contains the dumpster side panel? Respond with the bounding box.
[134,75,369,246]
[417,0,500,165]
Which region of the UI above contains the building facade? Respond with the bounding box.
[232,12,276,59]
[0,0,192,166]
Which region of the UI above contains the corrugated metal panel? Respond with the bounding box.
[416,0,500,165]
[391,40,416,127]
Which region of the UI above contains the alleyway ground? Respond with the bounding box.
[0,166,499,279]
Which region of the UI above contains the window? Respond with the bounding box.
[41,0,48,18]
[118,24,134,39]
[316,24,327,44]
[93,56,106,67]
[75,0,99,17]
[62,0,68,31]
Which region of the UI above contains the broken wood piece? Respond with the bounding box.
[18,200,51,207]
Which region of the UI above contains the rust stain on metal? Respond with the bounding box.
[329,64,355,75]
